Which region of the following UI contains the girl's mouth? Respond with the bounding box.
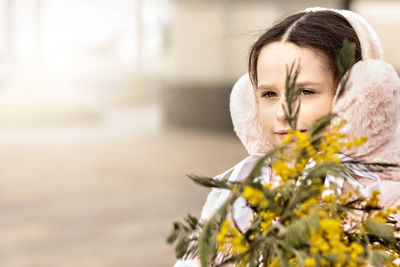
[275,129,307,135]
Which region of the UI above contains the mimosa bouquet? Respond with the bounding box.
[167,42,400,267]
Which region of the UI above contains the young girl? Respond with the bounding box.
[175,7,400,267]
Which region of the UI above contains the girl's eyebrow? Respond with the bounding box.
[257,84,275,91]
[296,81,323,86]
[258,81,322,90]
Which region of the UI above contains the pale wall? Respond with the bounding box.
[165,0,345,84]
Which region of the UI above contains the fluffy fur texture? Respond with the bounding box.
[230,73,269,155]
[332,60,400,163]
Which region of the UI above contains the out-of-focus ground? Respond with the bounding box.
[0,105,247,267]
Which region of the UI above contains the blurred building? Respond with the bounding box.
[161,0,400,131]
[0,0,398,131]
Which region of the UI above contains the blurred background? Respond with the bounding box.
[0,0,398,266]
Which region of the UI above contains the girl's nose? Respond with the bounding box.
[276,100,288,122]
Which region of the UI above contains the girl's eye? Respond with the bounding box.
[261,91,278,98]
[298,88,315,96]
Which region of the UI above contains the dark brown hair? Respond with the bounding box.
[248,10,362,87]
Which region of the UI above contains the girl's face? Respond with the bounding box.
[256,42,336,146]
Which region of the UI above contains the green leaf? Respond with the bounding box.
[198,198,230,267]
[198,220,216,266]
[337,40,356,77]
[188,174,234,189]
[245,149,279,183]
[185,214,199,230]
[292,249,306,267]
[167,223,180,244]
[284,213,319,249]
[364,218,395,241]
[284,61,301,130]
[167,214,202,260]
[369,249,392,266]
[176,236,191,259]
[308,113,336,138]
[342,160,400,173]
[277,247,290,267]
[306,162,344,180]
[336,39,356,99]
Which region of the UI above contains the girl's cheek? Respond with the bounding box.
[302,100,332,125]
[298,102,320,124]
